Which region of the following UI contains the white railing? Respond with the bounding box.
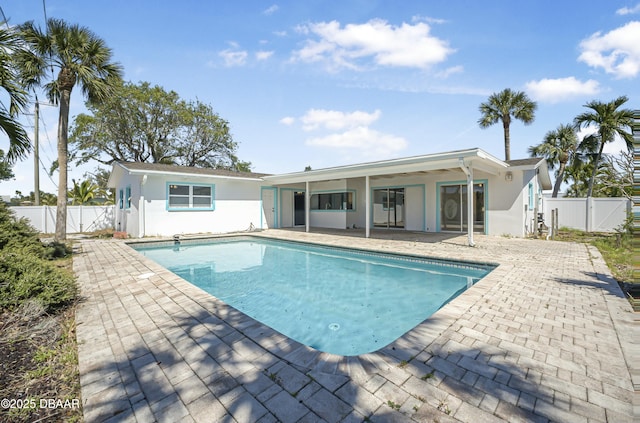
[10,205,115,234]
[543,197,631,232]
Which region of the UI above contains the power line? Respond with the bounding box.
[23,108,58,190]
[42,0,48,24]
[0,6,9,28]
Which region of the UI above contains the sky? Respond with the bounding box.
[1,0,638,196]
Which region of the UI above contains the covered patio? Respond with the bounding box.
[261,148,550,245]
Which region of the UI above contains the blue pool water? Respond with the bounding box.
[134,237,493,356]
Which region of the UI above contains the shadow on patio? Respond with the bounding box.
[80,302,561,422]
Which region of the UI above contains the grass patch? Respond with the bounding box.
[553,228,632,284]
[0,302,82,422]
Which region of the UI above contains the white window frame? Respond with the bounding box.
[167,182,215,211]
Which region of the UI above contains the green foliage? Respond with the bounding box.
[16,17,123,241]
[478,88,537,161]
[70,81,251,171]
[528,124,578,197]
[68,178,106,205]
[573,96,633,197]
[42,241,73,260]
[0,149,15,180]
[0,26,30,163]
[0,250,76,311]
[0,202,42,251]
[0,202,76,312]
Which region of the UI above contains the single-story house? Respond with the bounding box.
[107,148,551,245]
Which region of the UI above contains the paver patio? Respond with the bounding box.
[73,229,638,422]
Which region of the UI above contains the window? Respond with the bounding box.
[528,182,534,209]
[310,192,354,211]
[118,189,124,209]
[125,186,131,209]
[167,183,214,211]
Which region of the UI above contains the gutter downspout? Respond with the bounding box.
[459,158,475,247]
[139,174,147,238]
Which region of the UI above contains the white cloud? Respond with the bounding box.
[435,65,464,78]
[616,3,640,15]
[256,50,274,61]
[301,109,382,131]
[263,5,279,15]
[411,15,447,25]
[279,116,295,125]
[219,49,248,67]
[525,77,600,103]
[578,21,640,78]
[292,19,454,71]
[305,126,408,158]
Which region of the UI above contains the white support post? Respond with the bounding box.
[305,181,310,233]
[466,167,474,247]
[459,158,475,247]
[365,175,370,238]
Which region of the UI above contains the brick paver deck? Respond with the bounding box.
[73,229,638,422]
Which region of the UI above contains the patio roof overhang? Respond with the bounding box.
[262,148,507,185]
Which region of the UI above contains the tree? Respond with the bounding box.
[478,88,537,161]
[83,168,114,204]
[597,151,632,199]
[16,18,123,241]
[528,124,578,197]
[68,179,100,205]
[70,81,250,171]
[0,150,15,181]
[573,96,633,198]
[0,26,30,163]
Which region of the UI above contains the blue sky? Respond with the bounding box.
[2,0,639,195]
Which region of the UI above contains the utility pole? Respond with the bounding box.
[34,101,40,206]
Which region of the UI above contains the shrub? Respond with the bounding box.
[0,251,76,312]
[42,241,73,260]
[0,203,43,253]
[0,203,76,312]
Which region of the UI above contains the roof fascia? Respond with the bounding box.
[264,149,507,184]
[119,165,264,182]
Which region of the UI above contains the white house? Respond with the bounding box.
[108,148,551,244]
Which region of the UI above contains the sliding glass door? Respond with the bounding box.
[440,183,485,232]
[373,188,405,228]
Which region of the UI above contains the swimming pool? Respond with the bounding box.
[134,237,494,356]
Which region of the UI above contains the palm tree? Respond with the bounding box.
[68,179,100,205]
[478,88,537,161]
[40,192,58,206]
[0,26,30,162]
[528,124,578,198]
[16,18,122,241]
[573,96,633,198]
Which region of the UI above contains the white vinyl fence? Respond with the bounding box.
[10,205,115,234]
[543,197,631,233]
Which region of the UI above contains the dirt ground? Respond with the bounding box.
[0,302,82,423]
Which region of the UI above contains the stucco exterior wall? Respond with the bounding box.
[115,173,266,237]
[110,156,548,238]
